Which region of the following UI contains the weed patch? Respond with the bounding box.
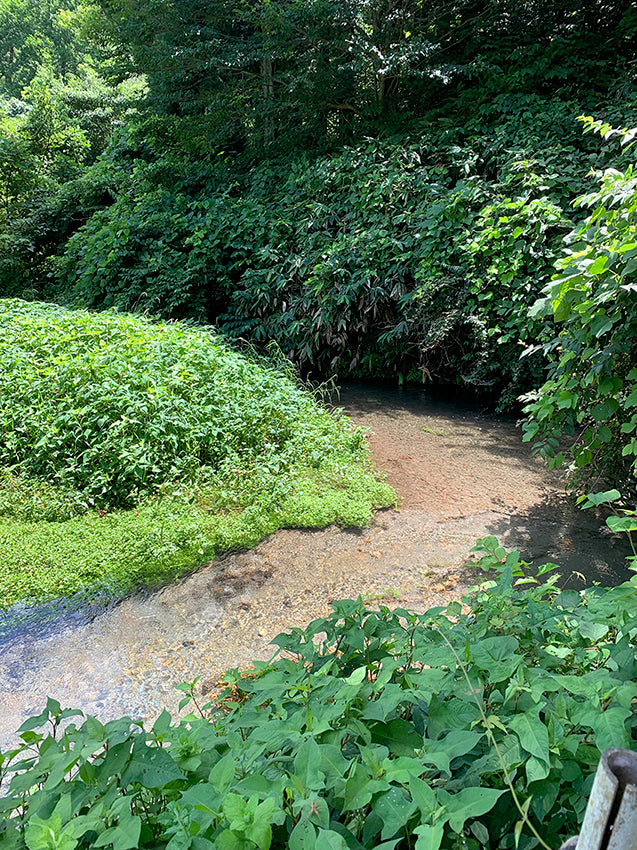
[0,299,393,606]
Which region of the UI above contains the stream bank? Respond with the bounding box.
[0,384,631,750]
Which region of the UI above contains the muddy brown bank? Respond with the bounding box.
[0,385,630,749]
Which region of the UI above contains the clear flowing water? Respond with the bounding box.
[0,385,631,750]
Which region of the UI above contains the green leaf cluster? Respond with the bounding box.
[1,564,636,850]
[522,120,637,499]
[0,299,358,507]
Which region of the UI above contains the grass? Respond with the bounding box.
[0,299,394,607]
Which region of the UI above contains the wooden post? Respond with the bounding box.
[560,749,637,850]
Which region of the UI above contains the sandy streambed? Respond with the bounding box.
[0,384,630,749]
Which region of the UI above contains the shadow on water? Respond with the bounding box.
[330,382,497,420]
[489,495,634,589]
[0,589,125,652]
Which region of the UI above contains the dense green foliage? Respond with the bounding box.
[57,107,574,396]
[2,0,636,405]
[522,121,637,499]
[52,103,636,403]
[0,0,143,292]
[92,0,637,153]
[518,120,637,562]
[0,299,392,605]
[1,550,636,850]
[0,299,361,508]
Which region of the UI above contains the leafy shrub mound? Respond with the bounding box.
[0,298,393,605]
[0,299,363,509]
[1,557,635,850]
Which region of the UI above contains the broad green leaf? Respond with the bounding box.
[438,787,506,833]
[426,696,480,739]
[606,516,637,533]
[409,775,437,820]
[413,824,444,850]
[578,620,609,642]
[435,731,484,761]
[584,489,621,506]
[234,775,279,796]
[528,298,551,318]
[298,796,330,829]
[471,636,523,681]
[343,764,375,812]
[244,798,275,849]
[530,780,561,821]
[525,754,550,783]
[315,829,349,850]
[327,821,367,850]
[471,822,490,844]
[94,817,142,850]
[18,708,52,733]
[214,829,251,850]
[209,754,236,794]
[289,820,316,850]
[590,400,619,421]
[370,719,423,756]
[152,709,172,737]
[120,741,184,789]
[508,711,550,766]
[319,745,349,781]
[590,314,612,337]
[592,706,632,752]
[374,787,417,840]
[624,388,637,407]
[294,737,325,792]
[345,667,367,686]
[588,256,608,275]
[536,673,598,701]
[182,783,222,816]
[222,793,246,826]
[383,756,430,784]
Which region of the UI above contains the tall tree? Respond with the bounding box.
[94,0,637,153]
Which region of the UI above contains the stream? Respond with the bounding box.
[0,385,632,750]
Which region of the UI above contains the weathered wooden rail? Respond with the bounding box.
[561,749,637,850]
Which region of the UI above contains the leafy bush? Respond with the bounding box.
[1,550,635,850]
[0,299,365,508]
[0,298,393,605]
[58,97,637,404]
[522,120,637,499]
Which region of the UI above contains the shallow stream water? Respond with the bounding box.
[0,385,631,750]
